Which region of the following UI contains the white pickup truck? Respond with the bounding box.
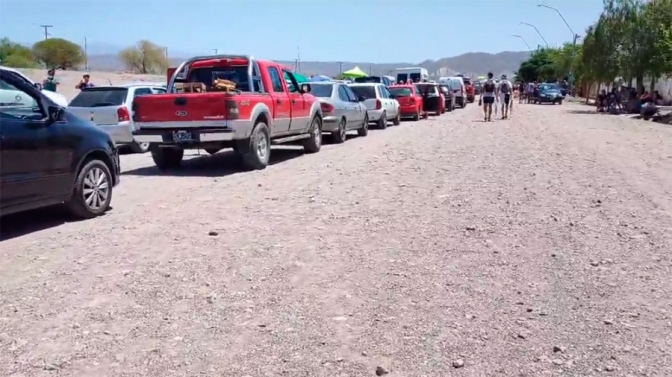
[0,66,68,107]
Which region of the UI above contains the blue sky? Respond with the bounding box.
[2,0,605,62]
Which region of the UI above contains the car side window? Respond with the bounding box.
[343,86,358,102]
[337,85,350,102]
[381,86,393,99]
[378,86,387,99]
[151,87,166,94]
[267,67,284,93]
[133,88,153,98]
[0,75,41,118]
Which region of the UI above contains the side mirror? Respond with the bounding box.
[300,83,311,93]
[48,106,65,123]
[34,83,43,91]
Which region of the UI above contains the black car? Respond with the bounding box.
[534,83,564,105]
[0,68,120,218]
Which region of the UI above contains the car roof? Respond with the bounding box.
[348,83,382,87]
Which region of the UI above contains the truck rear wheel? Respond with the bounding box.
[303,116,322,153]
[238,122,270,170]
[151,148,184,170]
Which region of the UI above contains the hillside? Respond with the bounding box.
[84,50,530,78]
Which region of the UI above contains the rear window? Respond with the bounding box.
[185,66,250,91]
[349,85,377,99]
[389,87,413,97]
[463,79,472,85]
[355,77,381,84]
[310,84,333,98]
[69,88,128,107]
[415,84,438,96]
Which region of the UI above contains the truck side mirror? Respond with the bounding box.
[300,84,311,93]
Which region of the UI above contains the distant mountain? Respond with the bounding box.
[20,41,529,78]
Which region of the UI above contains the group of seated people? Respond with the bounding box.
[596,87,664,114]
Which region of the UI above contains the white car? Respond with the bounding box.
[0,65,68,107]
[347,83,400,129]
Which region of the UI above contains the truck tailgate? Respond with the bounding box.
[133,93,231,124]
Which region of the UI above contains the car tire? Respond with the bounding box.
[357,113,369,136]
[377,111,387,129]
[412,112,420,121]
[66,159,113,219]
[151,148,184,170]
[302,116,322,153]
[238,122,271,170]
[332,118,347,144]
[393,113,401,125]
[130,141,150,154]
[205,148,221,155]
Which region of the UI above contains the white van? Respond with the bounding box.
[396,67,429,84]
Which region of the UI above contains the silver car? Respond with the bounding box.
[309,82,369,143]
[68,83,166,153]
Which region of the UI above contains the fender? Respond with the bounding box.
[308,100,322,122]
[249,101,273,131]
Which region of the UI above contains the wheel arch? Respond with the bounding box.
[72,149,115,187]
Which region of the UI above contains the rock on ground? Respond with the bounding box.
[0,102,670,376]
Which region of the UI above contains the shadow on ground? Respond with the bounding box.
[0,205,87,242]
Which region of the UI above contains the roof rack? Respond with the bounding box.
[168,54,254,93]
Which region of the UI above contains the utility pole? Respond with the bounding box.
[538,4,578,94]
[338,62,343,75]
[84,36,88,71]
[296,46,301,73]
[520,22,549,47]
[213,49,218,54]
[165,47,169,60]
[40,25,53,40]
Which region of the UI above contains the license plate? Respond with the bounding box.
[172,130,193,142]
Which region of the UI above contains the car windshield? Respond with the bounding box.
[69,87,128,107]
[389,87,413,97]
[540,84,560,91]
[310,84,333,98]
[349,85,377,99]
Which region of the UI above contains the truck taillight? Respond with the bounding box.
[225,97,239,120]
[375,99,382,110]
[117,107,130,122]
[320,103,334,113]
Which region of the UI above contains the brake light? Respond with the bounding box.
[117,107,130,122]
[375,99,382,110]
[320,103,334,113]
[225,94,240,120]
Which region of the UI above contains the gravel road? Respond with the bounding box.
[1,102,671,377]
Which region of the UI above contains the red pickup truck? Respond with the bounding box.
[132,54,323,170]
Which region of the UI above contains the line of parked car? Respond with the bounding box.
[0,56,473,221]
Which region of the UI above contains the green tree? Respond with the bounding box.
[0,38,38,68]
[516,48,560,83]
[119,40,169,74]
[642,0,672,79]
[32,38,84,70]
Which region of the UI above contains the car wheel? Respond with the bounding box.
[130,141,150,153]
[377,111,387,129]
[238,122,271,170]
[357,113,369,136]
[66,159,113,219]
[393,112,401,125]
[412,112,420,121]
[332,118,347,144]
[151,148,184,170]
[205,148,221,155]
[302,116,322,153]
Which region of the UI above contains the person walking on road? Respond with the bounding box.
[498,74,513,119]
[479,72,497,121]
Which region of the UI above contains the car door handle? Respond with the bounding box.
[276,99,283,104]
[291,99,296,104]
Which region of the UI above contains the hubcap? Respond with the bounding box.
[340,121,346,139]
[83,167,109,211]
[256,132,268,160]
[140,142,149,151]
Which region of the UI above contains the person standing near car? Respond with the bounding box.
[479,72,497,122]
[76,74,95,90]
[42,69,60,92]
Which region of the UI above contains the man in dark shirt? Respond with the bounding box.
[42,69,59,92]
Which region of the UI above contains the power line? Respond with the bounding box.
[39,25,53,40]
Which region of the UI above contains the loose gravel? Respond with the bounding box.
[1,102,671,376]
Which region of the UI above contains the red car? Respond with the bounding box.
[389,85,425,120]
[462,77,476,103]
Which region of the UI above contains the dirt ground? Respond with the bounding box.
[1,102,671,377]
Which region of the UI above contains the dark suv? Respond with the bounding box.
[0,68,120,218]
